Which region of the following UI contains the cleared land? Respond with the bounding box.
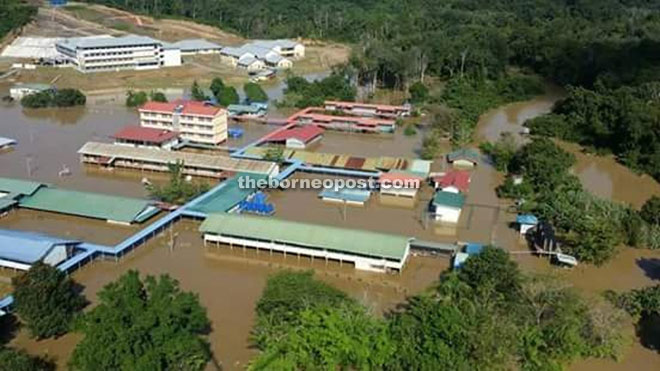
[0,3,350,91]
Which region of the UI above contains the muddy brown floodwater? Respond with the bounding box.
[474,88,660,370]
[8,220,447,370]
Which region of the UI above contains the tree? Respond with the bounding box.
[149,91,168,103]
[53,89,86,107]
[147,161,209,204]
[641,196,660,225]
[0,347,54,371]
[510,138,576,192]
[12,262,85,339]
[243,82,268,103]
[125,90,148,107]
[69,271,211,370]
[409,81,428,103]
[262,147,284,164]
[480,133,517,172]
[190,80,206,101]
[218,86,239,106]
[209,77,225,98]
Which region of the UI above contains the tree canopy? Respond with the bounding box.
[69,271,211,370]
[12,262,85,339]
[21,89,86,109]
[243,82,268,103]
[147,161,209,204]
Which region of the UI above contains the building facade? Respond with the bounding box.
[55,35,181,73]
[139,100,228,145]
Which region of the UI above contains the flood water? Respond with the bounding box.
[475,88,660,370]
[8,219,448,369]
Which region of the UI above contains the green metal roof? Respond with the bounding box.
[19,188,158,223]
[0,198,17,212]
[447,148,480,163]
[433,191,465,208]
[189,173,268,214]
[199,213,410,261]
[0,177,46,196]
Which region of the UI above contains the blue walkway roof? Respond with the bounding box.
[0,229,80,264]
[516,214,538,225]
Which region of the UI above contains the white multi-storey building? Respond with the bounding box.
[55,35,181,73]
[138,100,228,146]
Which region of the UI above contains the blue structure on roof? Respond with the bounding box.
[228,127,244,138]
[0,229,79,265]
[49,0,67,6]
[516,214,539,225]
[238,191,275,216]
[465,243,484,255]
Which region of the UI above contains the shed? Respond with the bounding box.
[447,148,480,168]
[0,229,79,270]
[432,191,465,223]
[516,214,539,235]
[113,126,179,150]
[265,126,324,149]
[433,170,471,193]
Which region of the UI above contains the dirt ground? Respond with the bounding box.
[0,3,350,91]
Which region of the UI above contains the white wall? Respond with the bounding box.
[43,245,68,266]
[434,206,462,223]
[162,48,182,67]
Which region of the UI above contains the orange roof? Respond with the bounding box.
[139,100,224,117]
[113,126,179,144]
[287,107,395,127]
[379,172,423,188]
[324,100,409,112]
[433,170,471,193]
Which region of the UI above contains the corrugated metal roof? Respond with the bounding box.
[432,191,465,208]
[0,177,46,196]
[60,34,159,49]
[188,173,267,214]
[79,142,277,175]
[447,148,480,163]
[11,83,51,91]
[200,213,410,261]
[0,228,79,264]
[169,39,222,51]
[19,188,157,223]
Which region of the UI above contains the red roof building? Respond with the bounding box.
[138,99,228,146]
[113,126,179,149]
[433,170,471,193]
[264,125,324,149]
[324,100,411,118]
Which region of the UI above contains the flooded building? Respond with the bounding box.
[433,170,471,193]
[227,103,267,117]
[447,149,480,169]
[0,229,78,271]
[79,141,279,178]
[288,107,396,133]
[9,83,52,100]
[112,126,180,150]
[378,172,423,198]
[263,125,324,149]
[200,213,411,273]
[432,191,465,223]
[324,100,411,118]
[139,100,228,146]
[18,188,159,225]
[0,177,46,213]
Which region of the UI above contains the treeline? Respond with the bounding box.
[80,0,660,88]
[483,137,660,264]
[2,262,211,370]
[526,83,660,181]
[21,89,86,108]
[250,254,628,369]
[279,72,356,108]
[0,0,36,39]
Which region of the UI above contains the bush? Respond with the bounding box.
[125,90,148,107]
[0,347,54,371]
[244,82,268,103]
[403,124,417,136]
[409,81,429,103]
[641,196,660,225]
[21,89,86,108]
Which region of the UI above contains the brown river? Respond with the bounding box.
[1,82,659,369]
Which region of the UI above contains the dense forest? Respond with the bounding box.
[0,0,36,39]
[81,0,660,88]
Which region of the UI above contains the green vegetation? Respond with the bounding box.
[190,80,206,101]
[487,137,660,263]
[608,285,660,353]
[526,84,660,181]
[126,90,168,107]
[217,85,239,106]
[408,81,428,103]
[0,0,36,39]
[147,161,209,204]
[69,271,211,370]
[0,347,54,371]
[243,82,268,103]
[21,89,86,109]
[403,124,417,136]
[12,262,85,339]
[279,73,356,108]
[252,250,629,369]
[262,146,285,164]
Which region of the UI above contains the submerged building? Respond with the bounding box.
[200,213,411,273]
[0,229,79,271]
[138,100,228,145]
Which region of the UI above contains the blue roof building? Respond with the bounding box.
[516,214,539,235]
[0,229,80,270]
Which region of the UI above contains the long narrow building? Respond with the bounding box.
[78,141,279,178]
[200,213,411,273]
